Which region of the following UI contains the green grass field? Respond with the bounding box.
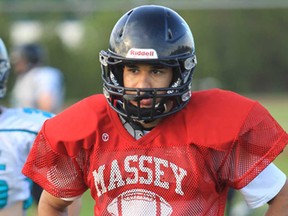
[27,94,288,216]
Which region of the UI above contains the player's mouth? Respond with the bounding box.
[130,98,153,108]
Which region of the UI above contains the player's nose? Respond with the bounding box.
[136,72,152,89]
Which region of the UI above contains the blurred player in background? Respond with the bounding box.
[10,43,64,114]
[9,43,65,208]
[0,38,53,216]
[9,43,81,215]
[23,5,288,216]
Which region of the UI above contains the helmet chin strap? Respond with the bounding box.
[117,99,169,129]
[127,100,168,121]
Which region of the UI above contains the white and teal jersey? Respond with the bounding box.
[0,106,53,209]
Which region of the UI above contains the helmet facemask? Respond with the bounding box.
[101,51,196,123]
[0,39,11,99]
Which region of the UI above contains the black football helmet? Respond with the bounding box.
[0,39,11,98]
[100,5,197,122]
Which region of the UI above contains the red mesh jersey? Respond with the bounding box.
[23,89,288,216]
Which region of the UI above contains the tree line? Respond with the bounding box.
[0,8,287,103]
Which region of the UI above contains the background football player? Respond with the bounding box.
[10,43,65,114]
[0,38,53,215]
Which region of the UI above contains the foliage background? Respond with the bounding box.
[0,0,288,104]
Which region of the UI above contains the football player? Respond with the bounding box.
[23,5,288,216]
[9,42,65,214]
[0,38,53,215]
[10,43,64,114]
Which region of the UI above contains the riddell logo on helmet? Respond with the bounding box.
[126,48,158,59]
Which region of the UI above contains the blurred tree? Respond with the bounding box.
[1,5,288,102]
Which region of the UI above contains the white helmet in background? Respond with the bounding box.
[0,38,11,98]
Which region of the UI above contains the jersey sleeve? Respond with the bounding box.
[240,163,287,208]
[22,127,88,198]
[22,95,103,199]
[222,102,288,189]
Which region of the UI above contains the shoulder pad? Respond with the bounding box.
[180,89,256,149]
[44,95,107,156]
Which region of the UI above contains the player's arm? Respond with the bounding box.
[266,180,288,216]
[239,163,288,215]
[38,190,72,216]
[37,93,54,112]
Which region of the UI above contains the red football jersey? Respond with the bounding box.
[23,89,288,215]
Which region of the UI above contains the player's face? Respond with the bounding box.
[123,63,173,108]
[10,55,28,74]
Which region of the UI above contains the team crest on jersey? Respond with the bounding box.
[126,48,158,59]
[102,133,109,142]
[107,189,172,216]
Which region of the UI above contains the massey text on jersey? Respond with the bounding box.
[93,155,187,197]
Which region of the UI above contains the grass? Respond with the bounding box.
[27,94,288,216]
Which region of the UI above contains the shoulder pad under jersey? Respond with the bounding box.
[174,89,257,149]
[43,94,107,156]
